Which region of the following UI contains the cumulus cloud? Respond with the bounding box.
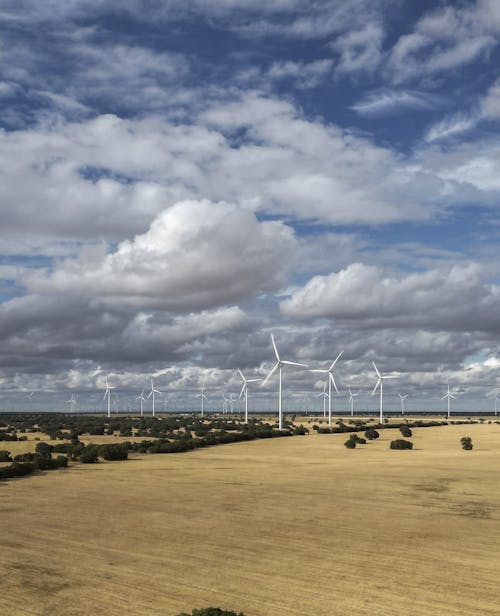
[280,262,500,333]
[23,199,296,311]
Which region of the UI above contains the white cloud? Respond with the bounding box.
[481,79,500,119]
[280,262,500,333]
[425,112,479,143]
[267,59,333,88]
[24,199,296,311]
[332,22,384,74]
[352,89,445,117]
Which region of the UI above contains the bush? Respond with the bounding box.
[176,608,246,616]
[364,428,380,440]
[99,443,129,461]
[461,436,473,450]
[79,446,99,464]
[35,441,54,457]
[0,450,12,462]
[399,425,412,438]
[293,425,309,435]
[390,439,413,450]
[344,437,356,449]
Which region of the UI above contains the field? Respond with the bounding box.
[1,422,500,615]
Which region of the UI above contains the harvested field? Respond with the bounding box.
[1,423,500,615]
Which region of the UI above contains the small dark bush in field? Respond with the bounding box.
[312,425,319,431]
[317,427,332,434]
[35,441,54,457]
[399,425,412,438]
[0,450,12,462]
[99,443,128,460]
[344,436,357,448]
[355,437,366,444]
[364,428,380,440]
[390,439,413,450]
[79,446,99,464]
[176,608,246,616]
[293,425,309,435]
[461,436,473,450]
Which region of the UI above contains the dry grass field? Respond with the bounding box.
[1,422,500,615]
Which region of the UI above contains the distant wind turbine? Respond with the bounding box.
[441,384,456,419]
[315,383,329,417]
[66,394,77,413]
[196,384,208,417]
[262,333,308,431]
[310,350,343,427]
[495,391,499,416]
[147,378,161,416]
[348,388,359,416]
[238,369,260,424]
[103,377,115,418]
[398,393,408,416]
[372,361,398,424]
[136,389,146,416]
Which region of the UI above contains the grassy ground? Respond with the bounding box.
[1,423,500,615]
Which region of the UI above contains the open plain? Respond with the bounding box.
[1,422,500,616]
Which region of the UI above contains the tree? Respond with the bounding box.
[176,609,246,616]
[461,436,473,450]
[390,439,413,450]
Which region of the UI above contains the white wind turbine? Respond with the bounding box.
[398,393,408,416]
[262,333,308,431]
[103,377,115,418]
[372,361,399,424]
[494,391,499,416]
[66,394,77,413]
[238,369,261,424]
[196,384,208,417]
[315,383,329,417]
[310,351,343,427]
[348,388,359,416]
[136,389,146,416]
[441,384,456,419]
[147,378,161,416]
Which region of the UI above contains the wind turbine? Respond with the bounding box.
[495,391,499,416]
[147,378,161,416]
[238,369,260,424]
[315,383,329,417]
[196,384,208,417]
[310,351,343,427]
[441,384,456,419]
[66,394,77,413]
[262,333,308,431]
[136,389,146,416]
[348,388,359,416]
[372,361,398,424]
[398,393,408,416]
[103,377,115,418]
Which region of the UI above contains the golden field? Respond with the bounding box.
[1,422,500,615]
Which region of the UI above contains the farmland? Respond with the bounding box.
[1,421,500,615]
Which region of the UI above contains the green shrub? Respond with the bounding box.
[399,425,412,438]
[99,443,128,460]
[461,436,473,450]
[390,439,413,450]
[364,428,380,440]
[0,450,12,462]
[344,438,356,449]
[79,446,99,464]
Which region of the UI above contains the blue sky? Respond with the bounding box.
[1,0,500,413]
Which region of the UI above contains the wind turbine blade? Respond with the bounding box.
[371,379,381,396]
[450,394,457,399]
[329,372,339,393]
[330,349,344,370]
[271,333,280,361]
[239,383,246,399]
[372,361,381,378]
[282,360,308,367]
[147,391,153,399]
[247,378,261,383]
[440,394,447,400]
[262,362,279,385]
[103,391,108,400]
[382,375,399,379]
[309,369,328,373]
[237,368,245,382]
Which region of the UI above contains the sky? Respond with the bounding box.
[1,0,500,414]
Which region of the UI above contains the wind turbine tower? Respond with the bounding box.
[136,389,146,416]
[262,333,308,431]
[147,378,161,416]
[103,377,115,419]
[310,351,343,427]
[399,393,408,416]
[238,369,260,424]
[441,384,456,419]
[372,361,398,424]
[348,388,359,416]
[196,384,208,417]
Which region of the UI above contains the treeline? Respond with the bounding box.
[0,442,68,481]
[314,420,448,435]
